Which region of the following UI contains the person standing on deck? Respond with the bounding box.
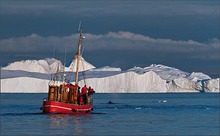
[81,85,88,104]
[88,86,95,95]
[88,86,95,104]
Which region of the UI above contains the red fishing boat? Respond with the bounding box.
[41,25,95,114]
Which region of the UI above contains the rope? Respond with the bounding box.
[67,56,76,83]
[81,46,87,86]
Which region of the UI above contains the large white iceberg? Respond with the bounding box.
[1,58,219,93]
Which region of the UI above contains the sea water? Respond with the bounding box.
[0,93,219,136]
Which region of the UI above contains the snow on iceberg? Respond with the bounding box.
[65,56,95,72]
[89,66,121,72]
[2,57,95,74]
[1,58,219,93]
[186,72,211,82]
[128,64,189,81]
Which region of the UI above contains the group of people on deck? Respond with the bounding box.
[78,85,95,105]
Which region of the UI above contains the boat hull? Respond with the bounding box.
[42,101,93,114]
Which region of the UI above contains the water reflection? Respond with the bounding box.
[48,113,93,135]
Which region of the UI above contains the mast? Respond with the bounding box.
[75,25,84,85]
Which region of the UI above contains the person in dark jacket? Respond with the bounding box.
[87,86,95,104]
[88,86,95,95]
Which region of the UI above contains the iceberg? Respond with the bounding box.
[1,58,219,93]
[65,56,96,72]
[2,58,62,74]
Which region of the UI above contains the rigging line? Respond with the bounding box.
[62,45,67,83]
[50,43,56,80]
[80,45,87,85]
[67,38,77,82]
[67,56,76,83]
[66,47,74,82]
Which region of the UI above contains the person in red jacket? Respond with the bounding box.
[81,85,88,104]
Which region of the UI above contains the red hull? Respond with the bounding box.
[42,101,93,114]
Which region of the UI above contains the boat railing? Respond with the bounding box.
[47,84,94,105]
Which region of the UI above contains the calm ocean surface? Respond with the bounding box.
[1,93,219,136]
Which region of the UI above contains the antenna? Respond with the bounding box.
[63,45,67,75]
[78,21,82,32]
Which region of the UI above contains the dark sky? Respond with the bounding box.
[0,0,220,77]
